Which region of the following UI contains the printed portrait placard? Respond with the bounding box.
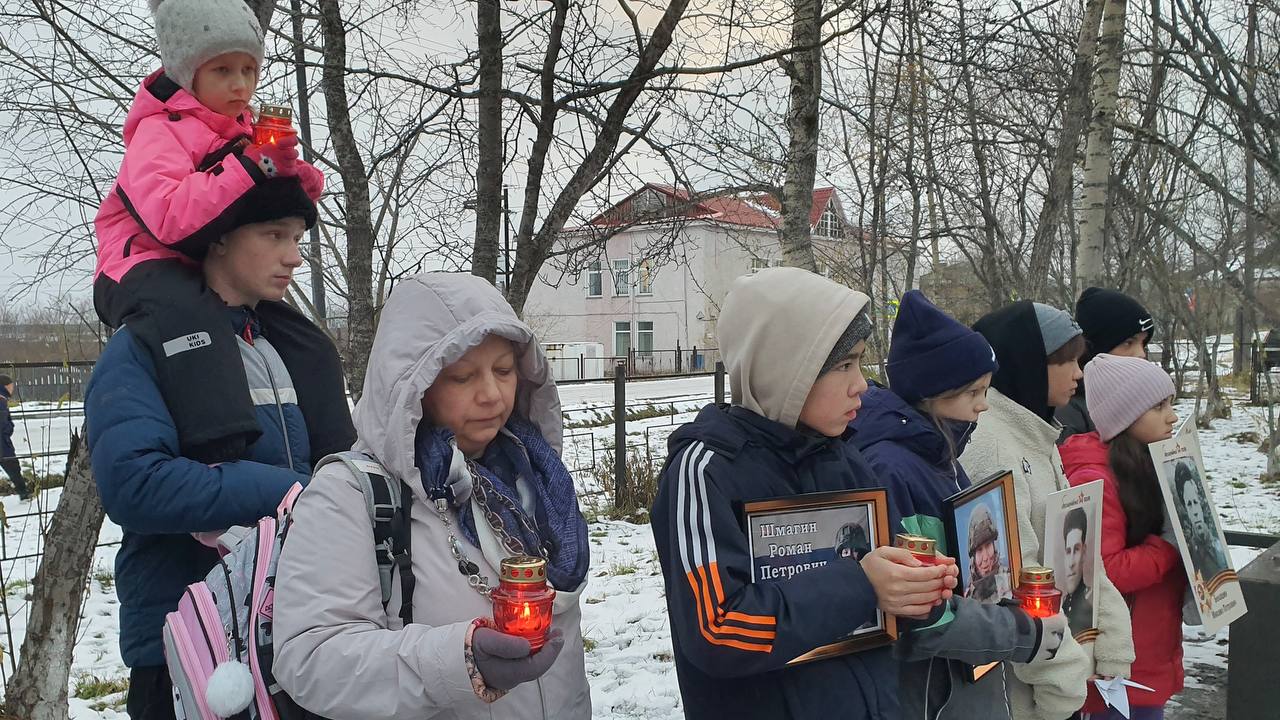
[1149,420,1247,634]
[1043,480,1104,642]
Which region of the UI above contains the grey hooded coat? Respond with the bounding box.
[272,273,591,720]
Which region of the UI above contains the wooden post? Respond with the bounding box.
[614,362,628,510]
[1251,341,1261,406]
[715,361,726,405]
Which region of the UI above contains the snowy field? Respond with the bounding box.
[1,373,1277,717]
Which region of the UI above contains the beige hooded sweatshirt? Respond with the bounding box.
[272,273,590,720]
[717,265,871,426]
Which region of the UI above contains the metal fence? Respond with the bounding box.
[0,360,95,404]
[545,347,721,382]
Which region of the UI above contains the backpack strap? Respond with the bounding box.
[314,452,414,625]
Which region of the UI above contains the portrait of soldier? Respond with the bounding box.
[964,501,1012,603]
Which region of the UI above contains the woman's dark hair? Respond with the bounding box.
[1108,432,1165,547]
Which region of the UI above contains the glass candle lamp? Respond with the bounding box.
[1014,566,1062,619]
[490,556,556,651]
[895,533,938,565]
[253,104,297,146]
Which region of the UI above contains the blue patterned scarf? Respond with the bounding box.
[415,415,589,591]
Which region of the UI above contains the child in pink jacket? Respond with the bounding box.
[95,0,354,465]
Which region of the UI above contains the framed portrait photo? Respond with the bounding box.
[741,488,896,665]
[944,470,1023,681]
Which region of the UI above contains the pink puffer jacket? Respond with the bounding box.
[95,70,322,282]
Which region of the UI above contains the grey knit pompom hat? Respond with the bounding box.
[148,0,264,94]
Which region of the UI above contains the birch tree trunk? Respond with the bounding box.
[778,0,822,271]
[1076,0,1129,291]
[3,432,104,720]
[1027,0,1105,298]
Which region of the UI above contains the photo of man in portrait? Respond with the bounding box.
[1060,506,1095,634]
[834,519,871,561]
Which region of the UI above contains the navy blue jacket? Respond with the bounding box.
[651,404,900,720]
[86,306,311,667]
[0,384,14,459]
[851,385,976,540]
[852,385,1044,720]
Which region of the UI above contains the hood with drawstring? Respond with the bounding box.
[350,273,563,480]
[973,301,1075,423]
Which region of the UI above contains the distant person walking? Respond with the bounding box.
[0,374,32,500]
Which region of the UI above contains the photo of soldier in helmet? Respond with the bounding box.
[962,500,1013,603]
[833,519,871,561]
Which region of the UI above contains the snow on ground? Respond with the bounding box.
[2,374,1278,717]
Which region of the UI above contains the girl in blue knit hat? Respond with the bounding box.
[851,289,1085,720]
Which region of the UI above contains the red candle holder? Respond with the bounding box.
[253,104,297,147]
[491,555,556,651]
[895,533,938,565]
[1014,566,1062,619]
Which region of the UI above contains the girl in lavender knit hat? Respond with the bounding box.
[1060,354,1184,720]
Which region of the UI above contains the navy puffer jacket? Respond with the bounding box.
[86,305,311,667]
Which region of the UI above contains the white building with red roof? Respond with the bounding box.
[523,183,860,374]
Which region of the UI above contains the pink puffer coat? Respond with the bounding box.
[95,69,322,282]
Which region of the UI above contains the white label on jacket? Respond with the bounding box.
[162,332,212,357]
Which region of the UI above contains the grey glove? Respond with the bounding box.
[446,444,473,507]
[472,627,565,692]
[1029,612,1069,663]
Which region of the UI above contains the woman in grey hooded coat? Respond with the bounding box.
[273,273,591,720]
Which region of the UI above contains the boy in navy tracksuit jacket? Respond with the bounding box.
[651,268,960,720]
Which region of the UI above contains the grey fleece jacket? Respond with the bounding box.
[896,597,1044,720]
[272,273,590,720]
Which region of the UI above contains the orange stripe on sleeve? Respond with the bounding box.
[708,561,777,627]
[686,568,777,646]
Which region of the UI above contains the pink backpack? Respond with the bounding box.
[161,452,411,719]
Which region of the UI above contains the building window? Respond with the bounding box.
[750,257,770,274]
[816,209,844,238]
[586,260,602,297]
[614,321,632,356]
[637,260,653,295]
[613,258,631,296]
[637,321,654,355]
